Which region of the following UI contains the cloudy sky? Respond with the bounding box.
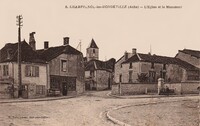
[0,0,199,60]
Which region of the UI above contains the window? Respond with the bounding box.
[160,70,166,80]
[129,71,133,83]
[90,70,94,77]
[25,65,39,77]
[93,49,95,53]
[119,74,122,83]
[50,78,60,89]
[61,60,67,72]
[3,65,9,76]
[68,78,76,91]
[149,71,156,83]
[151,62,154,69]
[36,85,45,95]
[129,63,132,69]
[163,64,166,70]
[187,70,199,80]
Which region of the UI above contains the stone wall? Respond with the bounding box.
[96,70,111,90]
[112,83,157,95]
[111,84,119,95]
[0,83,12,99]
[162,81,200,94]
[112,81,200,95]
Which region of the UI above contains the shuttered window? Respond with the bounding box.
[3,65,9,76]
[25,65,39,77]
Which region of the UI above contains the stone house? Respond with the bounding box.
[37,37,85,96]
[175,49,200,68]
[115,48,199,84]
[0,40,48,99]
[85,59,115,90]
[113,48,199,95]
[84,39,115,90]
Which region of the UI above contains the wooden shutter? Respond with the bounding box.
[35,66,39,77]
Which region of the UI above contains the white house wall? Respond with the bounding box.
[12,63,47,86]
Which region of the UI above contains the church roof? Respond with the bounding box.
[88,39,98,49]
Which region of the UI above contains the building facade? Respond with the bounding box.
[113,48,199,95]
[84,39,115,90]
[0,40,48,99]
[115,48,199,84]
[37,37,85,96]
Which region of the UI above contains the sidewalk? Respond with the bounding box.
[0,95,78,104]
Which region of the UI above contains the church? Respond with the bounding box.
[84,39,115,90]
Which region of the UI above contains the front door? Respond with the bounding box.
[62,83,68,96]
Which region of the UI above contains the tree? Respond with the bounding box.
[137,73,148,83]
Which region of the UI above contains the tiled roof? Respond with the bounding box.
[88,39,98,49]
[179,49,200,58]
[36,45,82,61]
[0,41,46,63]
[123,53,198,70]
[85,58,115,71]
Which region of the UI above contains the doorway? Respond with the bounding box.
[62,83,68,96]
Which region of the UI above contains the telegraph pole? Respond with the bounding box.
[16,15,23,97]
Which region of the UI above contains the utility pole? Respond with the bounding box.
[16,15,23,97]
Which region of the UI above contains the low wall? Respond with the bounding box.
[112,81,200,95]
[0,83,11,99]
[0,84,18,99]
[164,83,182,95]
[164,81,200,94]
[111,84,119,95]
[112,83,157,95]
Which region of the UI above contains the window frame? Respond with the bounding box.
[3,65,9,76]
[25,65,39,77]
[61,60,67,72]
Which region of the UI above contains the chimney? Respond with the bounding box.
[63,37,69,45]
[132,48,137,55]
[44,41,49,49]
[124,51,128,60]
[29,32,36,50]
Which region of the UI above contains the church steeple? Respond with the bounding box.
[89,39,98,49]
[86,38,99,61]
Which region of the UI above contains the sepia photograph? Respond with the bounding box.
[0,0,200,126]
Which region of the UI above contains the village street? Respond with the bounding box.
[0,91,199,126]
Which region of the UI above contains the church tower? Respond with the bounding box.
[86,38,99,61]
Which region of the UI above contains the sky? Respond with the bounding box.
[0,0,199,60]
